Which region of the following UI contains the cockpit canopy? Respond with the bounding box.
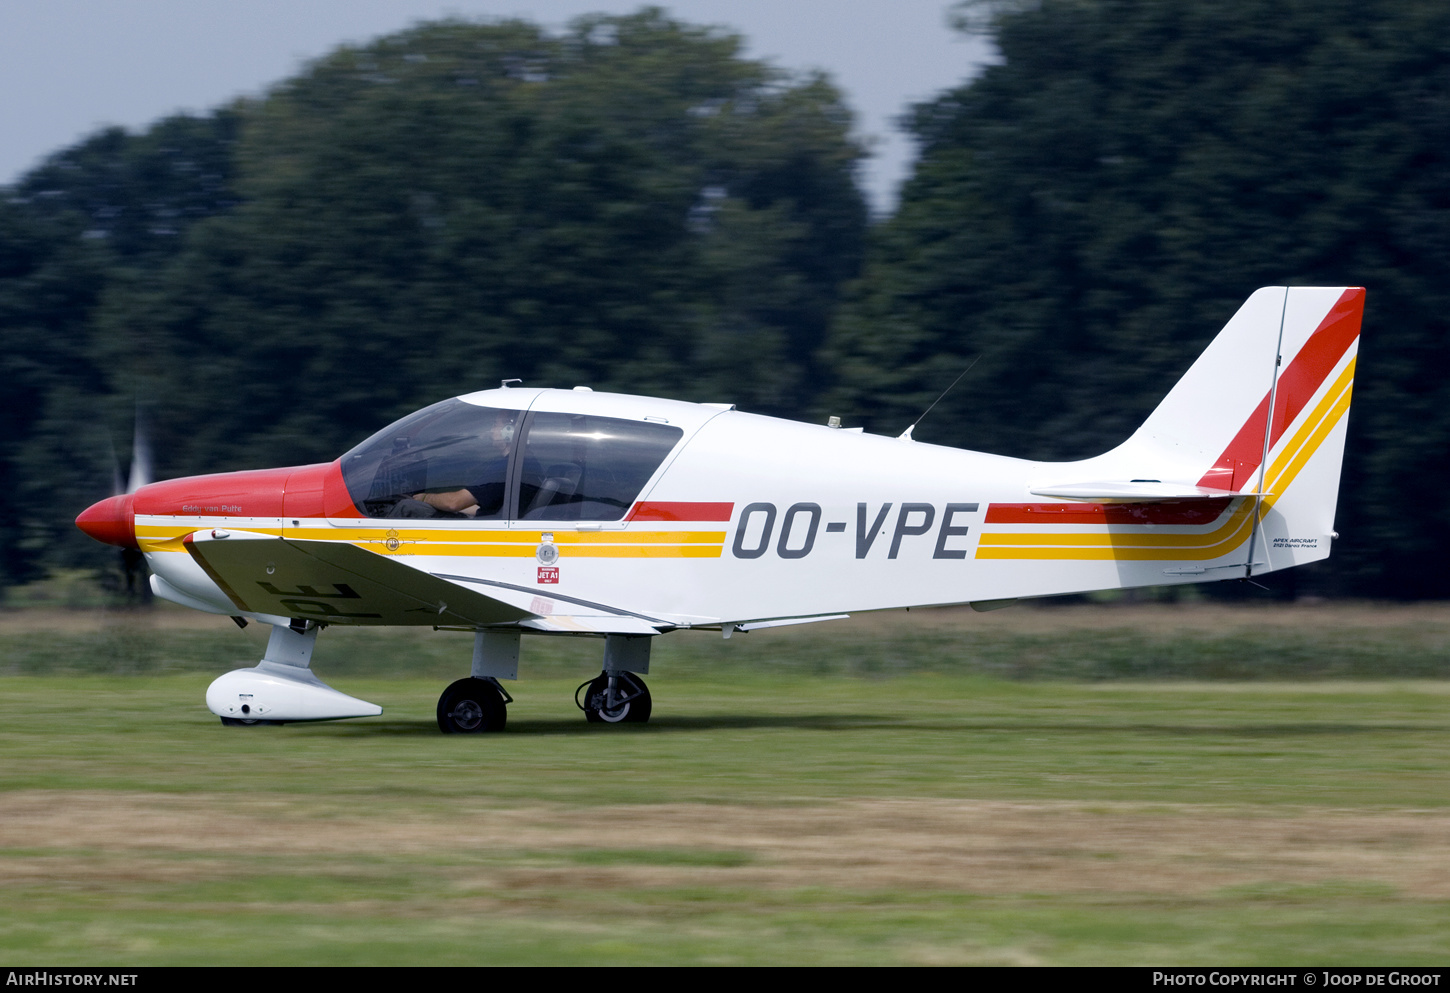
[340,398,683,521]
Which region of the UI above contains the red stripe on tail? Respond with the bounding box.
[1196,288,1363,489]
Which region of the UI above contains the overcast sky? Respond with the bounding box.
[0,1,991,214]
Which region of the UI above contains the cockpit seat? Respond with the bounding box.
[524,463,582,518]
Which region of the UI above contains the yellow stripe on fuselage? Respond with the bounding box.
[975,499,1256,549]
[976,357,1356,561]
[134,522,726,558]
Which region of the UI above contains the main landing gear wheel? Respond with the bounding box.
[576,671,652,724]
[437,677,508,734]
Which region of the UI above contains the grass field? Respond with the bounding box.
[3,602,1450,965]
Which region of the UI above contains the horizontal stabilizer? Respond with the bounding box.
[1028,480,1262,502]
[184,530,533,626]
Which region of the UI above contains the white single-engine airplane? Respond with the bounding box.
[76,287,1364,732]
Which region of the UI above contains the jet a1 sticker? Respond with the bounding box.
[537,567,559,584]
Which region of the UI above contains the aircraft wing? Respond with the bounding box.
[184,530,534,626]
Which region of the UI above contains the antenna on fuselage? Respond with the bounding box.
[898,355,980,442]
[500,379,522,389]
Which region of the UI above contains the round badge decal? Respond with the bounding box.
[536,532,560,582]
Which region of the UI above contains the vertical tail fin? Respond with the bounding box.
[1123,286,1364,571]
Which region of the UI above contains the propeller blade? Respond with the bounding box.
[106,436,125,497]
[121,547,147,600]
[127,406,152,494]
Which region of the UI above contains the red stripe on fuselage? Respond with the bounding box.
[984,500,1234,527]
[1196,288,1363,489]
[133,466,292,517]
[130,461,362,519]
[282,461,363,519]
[625,501,735,522]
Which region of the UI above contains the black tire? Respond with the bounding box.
[581,672,651,724]
[437,678,508,734]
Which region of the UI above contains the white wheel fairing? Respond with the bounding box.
[206,662,383,722]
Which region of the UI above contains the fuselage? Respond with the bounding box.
[78,385,1302,628]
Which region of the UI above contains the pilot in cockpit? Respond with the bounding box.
[403,413,515,518]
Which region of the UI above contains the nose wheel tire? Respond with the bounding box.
[577,671,652,724]
[437,677,508,733]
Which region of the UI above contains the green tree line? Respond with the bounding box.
[3,3,1447,597]
[827,0,1450,597]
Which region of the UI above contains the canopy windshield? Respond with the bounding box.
[341,400,519,519]
[339,400,683,522]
